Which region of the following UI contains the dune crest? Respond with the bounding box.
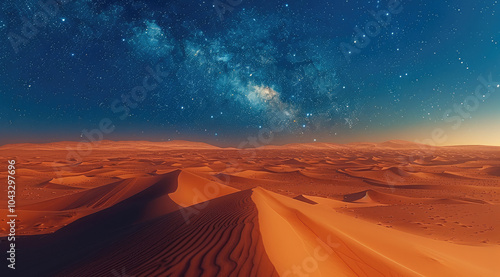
[252,188,500,277]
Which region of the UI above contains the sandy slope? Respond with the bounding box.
[11,177,277,276]
[253,188,500,276]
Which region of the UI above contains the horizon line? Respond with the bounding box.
[1,138,499,149]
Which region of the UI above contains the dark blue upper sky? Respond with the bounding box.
[1,0,499,146]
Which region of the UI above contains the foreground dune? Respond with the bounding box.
[253,188,500,276]
[0,140,499,276]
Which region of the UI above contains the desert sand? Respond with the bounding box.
[0,140,499,276]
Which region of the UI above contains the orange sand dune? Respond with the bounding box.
[0,140,222,151]
[14,185,498,276]
[253,188,500,277]
[482,166,500,177]
[13,189,278,276]
[2,169,237,236]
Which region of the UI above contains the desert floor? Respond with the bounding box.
[0,140,499,276]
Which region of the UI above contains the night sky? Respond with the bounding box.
[1,0,500,146]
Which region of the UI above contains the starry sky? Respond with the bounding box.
[1,0,500,146]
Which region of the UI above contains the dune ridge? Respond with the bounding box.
[252,188,500,277]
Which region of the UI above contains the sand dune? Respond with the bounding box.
[342,189,485,205]
[253,188,500,277]
[15,185,499,276]
[481,166,500,177]
[14,189,278,276]
[0,140,222,151]
[293,194,319,204]
[8,170,237,236]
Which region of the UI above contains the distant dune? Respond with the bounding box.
[3,139,500,151]
[0,140,222,151]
